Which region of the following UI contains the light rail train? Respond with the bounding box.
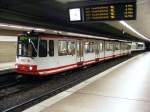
[15,32,145,76]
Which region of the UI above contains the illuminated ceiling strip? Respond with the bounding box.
[119,21,149,41]
[0,23,46,32]
[0,22,135,42]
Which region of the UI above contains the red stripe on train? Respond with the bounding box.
[16,54,123,76]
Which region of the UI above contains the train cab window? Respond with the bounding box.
[17,36,38,57]
[84,42,94,53]
[49,40,54,56]
[39,40,47,57]
[68,41,75,55]
[58,41,68,56]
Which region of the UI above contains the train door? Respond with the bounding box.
[99,41,104,58]
[76,40,84,63]
[95,41,99,59]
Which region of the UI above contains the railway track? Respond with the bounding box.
[0,81,19,91]
[0,74,28,93]
[0,52,144,112]
[0,82,36,99]
[0,72,16,84]
[0,76,48,99]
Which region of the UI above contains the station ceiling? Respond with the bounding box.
[0,0,149,42]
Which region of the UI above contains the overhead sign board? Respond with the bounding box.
[69,8,81,21]
[68,0,136,22]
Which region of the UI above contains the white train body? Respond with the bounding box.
[131,42,145,51]
[15,33,145,76]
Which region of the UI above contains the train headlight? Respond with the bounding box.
[29,66,33,70]
[15,65,18,69]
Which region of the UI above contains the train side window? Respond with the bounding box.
[123,43,126,50]
[99,42,103,51]
[105,42,109,51]
[95,42,99,54]
[39,40,47,57]
[68,41,75,55]
[118,43,121,50]
[105,42,113,51]
[49,40,54,56]
[84,42,90,53]
[89,42,95,53]
[110,43,113,51]
[127,44,131,50]
[114,43,120,50]
[121,43,124,50]
[77,41,83,57]
[58,41,67,56]
[84,41,94,53]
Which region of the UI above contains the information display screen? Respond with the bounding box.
[84,3,136,21]
[69,1,136,22]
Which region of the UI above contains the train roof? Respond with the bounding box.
[18,30,132,43]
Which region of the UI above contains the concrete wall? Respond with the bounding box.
[0,42,17,63]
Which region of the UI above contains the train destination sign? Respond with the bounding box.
[84,3,136,21]
[69,1,136,22]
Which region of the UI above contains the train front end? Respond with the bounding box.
[15,33,39,75]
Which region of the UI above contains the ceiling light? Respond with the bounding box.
[23,27,34,30]
[119,21,150,41]
[34,28,46,32]
[0,23,8,27]
[0,23,46,32]
[58,31,62,34]
[53,30,58,33]
[9,25,23,29]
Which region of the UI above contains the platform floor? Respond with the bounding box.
[24,52,150,112]
[0,62,15,74]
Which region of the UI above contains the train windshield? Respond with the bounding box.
[17,35,38,57]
